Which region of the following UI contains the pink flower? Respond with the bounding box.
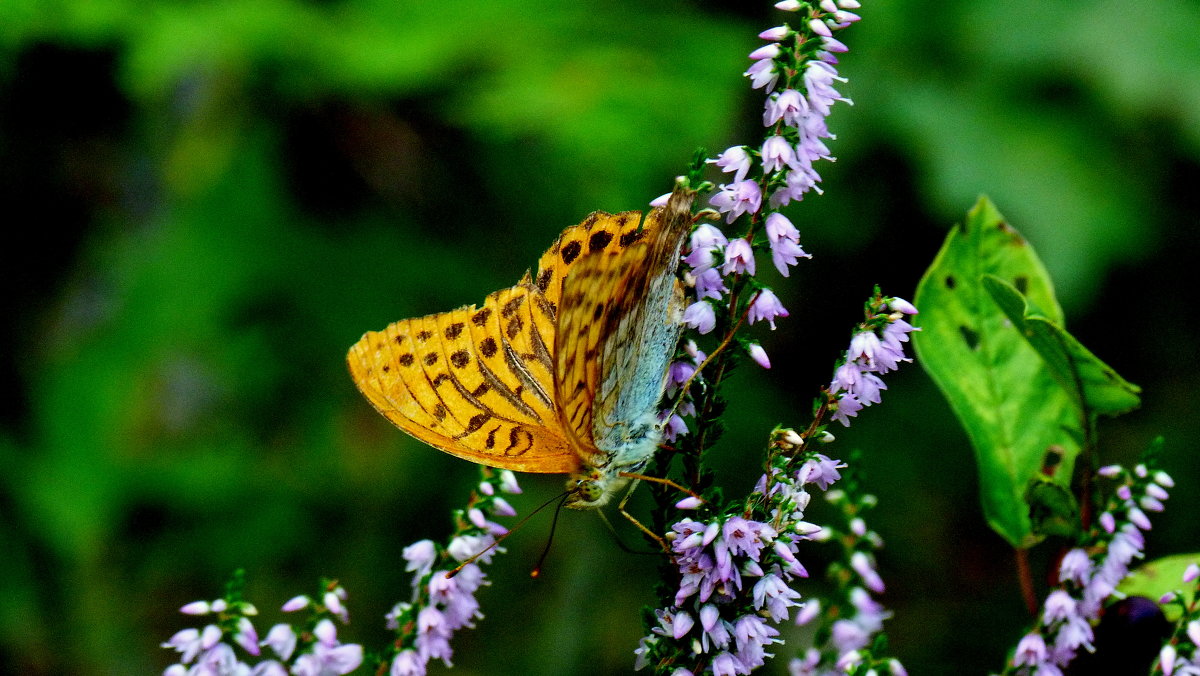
[722,238,756,276]
[748,343,771,369]
[683,301,717,335]
[748,288,788,328]
[708,146,752,183]
[709,181,762,223]
[763,89,807,127]
[744,58,779,91]
[761,136,798,174]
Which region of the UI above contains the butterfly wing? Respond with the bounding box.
[554,188,696,467]
[533,210,648,310]
[347,283,578,473]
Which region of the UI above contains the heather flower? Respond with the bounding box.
[770,166,823,207]
[748,288,788,329]
[684,300,717,334]
[684,223,730,274]
[748,343,771,369]
[261,624,297,661]
[709,146,753,183]
[764,89,807,127]
[762,135,799,174]
[744,58,780,91]
[693,268,728,300]
[722,238,756,276]
[710,181,763,223]
[292,619,363,676]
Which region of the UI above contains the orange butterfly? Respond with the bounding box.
[347,186,696,509]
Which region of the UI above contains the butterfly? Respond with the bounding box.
[347,186,696,509]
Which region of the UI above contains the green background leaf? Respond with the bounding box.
[984,276,1141,417]
[1120,554,1200,621]
[913,198,1080,548]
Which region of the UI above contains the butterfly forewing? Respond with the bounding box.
[347,286,577,473]
[552,190,695,466]
[533,210,648,309]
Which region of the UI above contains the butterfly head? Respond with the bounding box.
[564,468,630,510]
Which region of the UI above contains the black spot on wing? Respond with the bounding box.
[561,241,582,265]
[589,230,614,252]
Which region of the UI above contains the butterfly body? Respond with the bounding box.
[348,187,695,509]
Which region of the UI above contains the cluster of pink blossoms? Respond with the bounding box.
[635,445,878,675]
[1011,464,1174,675]
[386,469,521,676]
[161,587,362,676]
[829,297,918,426]
[660,0,864,441]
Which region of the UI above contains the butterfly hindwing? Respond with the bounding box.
[347,286,577,473]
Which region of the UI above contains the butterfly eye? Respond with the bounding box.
[571,478,603,504]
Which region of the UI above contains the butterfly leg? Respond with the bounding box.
[617,471,703,502]
[615,479,670,552]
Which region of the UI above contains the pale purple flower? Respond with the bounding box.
[770,238,811,277]
[762,136,799,174]
[708,146,753,183]
[391,650,426,676]
[491,496,517,517]
[1097,464,1122,478]
[683,301,717,335]
[753,573,802,621]
[673,611,696,639]
[292,620,363,676]
[749,43,781,61]
[447,533,496,564]
[850,551,885,593]
[769,166,823,207]
[722,238,756,276]
[1155,470,1175,488]
[758,25,789,41]
[710,181,762,223]
[764,89,807,127]
[1042,590,1077,625]
[261,624,297,661]
[744,58,779,91]
[1184,563,1200,583]
[1058,548,1092,586]
[1128,506,1152,530]
[649,193,671,208]
[180,600,211,615]
[1014,632,1047,666]
[889,297,918,315]
[498,470,522,494]
[281,595,310,613]
[748,343,771,369]
[831,393,863,426]
[233,617,260,656]
[775,0,801,10]
[748,288,788,329]
[799,455,843,490]
[804,61,849,117]
[821,35,849,53]
[1099,511,1116,533]
[675,496,704,510]
[693,268,728,300]
[1187,619,1200,646]
[1161,645,1178,676]
[712,652,740,676]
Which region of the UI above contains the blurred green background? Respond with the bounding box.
[2,0,1198,673]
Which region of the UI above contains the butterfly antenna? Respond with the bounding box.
[448,489,571,578]
[530,492,572,578]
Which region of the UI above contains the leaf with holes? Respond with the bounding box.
[913,197,1081,549]
[983,275,1141,417]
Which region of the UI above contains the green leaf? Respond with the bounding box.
[983,276,1141,416]
[913,197,1081,548]
[1119,554,1200,621]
